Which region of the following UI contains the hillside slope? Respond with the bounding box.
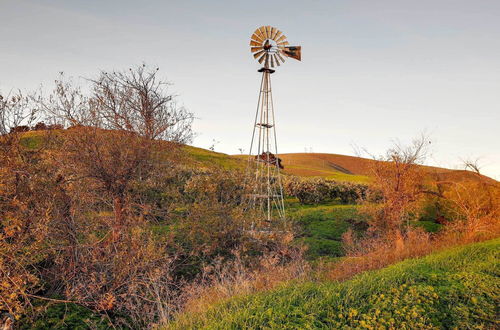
[168,238,500,329]
[18,130,494,183]
[278,152,497,184]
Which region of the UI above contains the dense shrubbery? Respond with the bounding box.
[283,176,371,205]
[0,130,294,327]
[0,66,299,328]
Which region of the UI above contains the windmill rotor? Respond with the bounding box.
[249,26,301,68]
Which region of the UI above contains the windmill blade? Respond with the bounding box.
[274,28,282,40]
[273,30,282,41]
[250,40,262,47]
[270,54,275,68]
[251,33,263,43]
[253,49,266,59]
[253,33,263,43]
[258,53,267,64]
[270,27,276,39]
[276,34,287,43]
[276,51,285,63]
[277,41,289,47]
[264,53,270,67]
[251,46,263,53]
[273,54,280,66]
[258,26,267,39]
[283,46,301,61]
[265,26,272,38]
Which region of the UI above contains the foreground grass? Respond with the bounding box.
[167,238,500,329]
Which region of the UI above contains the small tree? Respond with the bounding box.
[0,90,37,135]
[92,64,193,141]
[365,136,430,238]
[443,160,500,239]
[36,74,91,127]
[42,65,194,241]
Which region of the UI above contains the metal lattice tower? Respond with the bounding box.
[246,26,301,224]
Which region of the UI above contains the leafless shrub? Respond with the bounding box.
[91,64,194,142]
[36,74,93,128]
[179,239,308,317]
[362,135,430,236]
[0,90,37,136]
[441,159,500,241]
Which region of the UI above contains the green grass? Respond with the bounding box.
[18,301,112,329]
[286,200,367,259]
[17,131,244,171]
[325,172,370,183]
[413,220,443,233]
[19,131,48,149]
[168,238,500,329]
[184,145,244,170]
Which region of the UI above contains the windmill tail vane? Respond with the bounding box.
[246,26,301,227]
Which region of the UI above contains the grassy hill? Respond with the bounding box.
[168,238,500,329]
[18,130,494,184]
[195,147,493,184]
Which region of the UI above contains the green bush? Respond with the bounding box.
[283,177,369,205]
[414,220,443,233]
[297,237,344,258]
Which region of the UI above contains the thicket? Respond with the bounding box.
[0,65,298,328]
[283,176,372,205]
[165,137,500,328]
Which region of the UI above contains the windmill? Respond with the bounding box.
[247,26,301,225]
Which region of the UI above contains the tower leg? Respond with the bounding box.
[247,68,286,225]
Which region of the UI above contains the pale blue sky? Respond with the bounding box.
[1,0,499,179]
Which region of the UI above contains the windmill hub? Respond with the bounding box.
[263,39,274,50]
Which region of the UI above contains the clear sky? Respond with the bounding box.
[1,0,499,179]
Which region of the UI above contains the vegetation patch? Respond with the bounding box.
[18,302,112,330]
[184,145,243,170]
[168,239,500,329]
[287,202,367,259]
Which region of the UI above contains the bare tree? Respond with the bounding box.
[442,158,500,238]
[36,74,94,127]
[0,90,37,135]
[91,64,193,142]
[41,65,194,242]
[365,135,430,236]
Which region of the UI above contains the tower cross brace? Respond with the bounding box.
[247,66,286,223]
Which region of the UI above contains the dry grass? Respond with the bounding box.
[273,153,495,184]
[177,245,309,318]
[280,153,376,176]
[328,217,500,282]
[172,217,500,327]
[166,221,500,329]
